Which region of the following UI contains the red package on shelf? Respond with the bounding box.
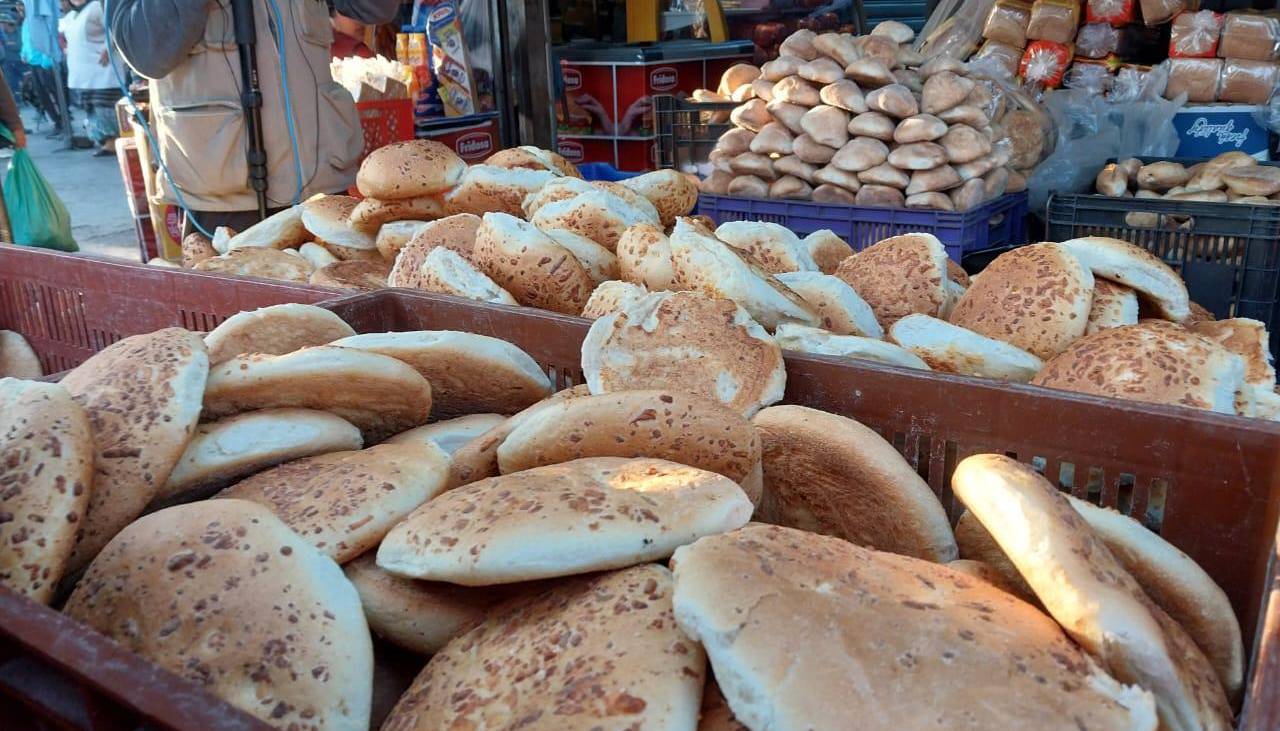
[1085,0,1133,26]
[1020,40,1073,87]
[1169,10,1223,58]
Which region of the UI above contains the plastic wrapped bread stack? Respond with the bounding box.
[705,24,1042,211]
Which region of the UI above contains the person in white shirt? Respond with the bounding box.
[61,0,119,155]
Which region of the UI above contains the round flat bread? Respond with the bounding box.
[952,455,1232,731]
[621,169,699,228]
[0,379,93,603]
[581,280,649,319]
[310,260,391,291]
[0,330,41,378]
[386,213,483,289]
[1087,279,1140,335]
[616,223,678,291]
[64,499,373,731]
[581,291,787,417]
[192,247,315,283]
[802,229,852,274]
[834,233,949,327]
[204,304,356,365]
[950,243,1095,360]
[529,188,659,251]
[377,457,752,584]
[1188,317,1275,389]
[374,220,430,262]
[384,413,505,455]
[773,322,930,370]
[158,408,363,505]
[671,524,1157,731]
[497,390,763,504]
[471,212,595,315]
[332,330,551,418]
[356,139,466,199]
[484,145,581,177]
[1057,237,1189,323]
[218,442,450,564]
[753,405,956,562]
[889,314,1044,382]
[61,328,208,572]
[203,346,433,442]
[444,165,559,218]
[714,221,819,274]
[380,565,704,731]
[774,271,882,337]
[410,247,518,306]
[300,195,376,251]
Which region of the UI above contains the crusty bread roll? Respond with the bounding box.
[793,133,838,164]
[374,220,429,261]
[717,62,761,97]
[748,77,774,101]
[774,154,817,182]
[772,75,821,106]
[764,99,807,135]
[760,56,802,82]
[0,330,42,378]
[951,454,1231,731]
[894,113,948,143]
[857,183,907,207]
[357,138,466,199]
[727,174,769,197]
[181,231,217,268]
[331,330,551,418]
[865,83,918,119]
[950,243,1095,360]
[819,79,867,113]
[774,271,882,337]
[445,164,560,217]
[1188,317,1275,389]
[799,105,851,149]
[889,313,1044,381]
[379,565,705,731]
[159,408,362,505]
[223,205,309,251]
[803,229,851,274]
[906,164,961,195]
[497,390,763,503]
[387,213,483,288]
[199,310,353,367]
[617,222,678,290]
[812,182,858,203]
[385,413,504,455]
[834,232,949,327]
[539,227,619,285]
[471,212,595,314]
[300,194,377,251]
[940,124,992,164]
[1221,165,1280,197]
[888,141,948,170]
[0,379,92,603]
[530,187,659,252]
[798,55,844,84]
[858,162,910,188]
[729,98,772,132]
[814,165,863,191]
[342,551,542,655]
[411,246,518,305]
[920,55,966,77]
[832,137,890,172]
[770,175,813,199]
[193,246,316,283]
[847,110,896,140]
[1137,161,1190,192]
[938,103,990,127]
[378,457,751,584]
[748,121,795,156]
[582,291,786,417]
[773,322,928,369]
[61,329,208,572]
[581,279,649,319]
[620,169,699,228]
[669,220,818,331]
[844,57,896,87]
[203,345,432,441]
[780,27,819,60]
[349,196,443,234]
[1057,236,1190,322]
[65,500,373,731]
[950,177,988,211]
[219,441,450,564]
[716,126,755,155]
[483,145,580,177]
[753,406,956,561]
[310,260,391,291]
[715,221,818,274]
[1031,321,1246,414]
[921,71,974,114]
[1086,279,1140,334]
[671,524,1159,731]
[814,31,860,66]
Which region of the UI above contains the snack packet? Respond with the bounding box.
[1086,0,1133,26]
[1020,40,1073,87]
[1076,23,1120,58]
[1169,11,1223,58]
[424,0,477,116]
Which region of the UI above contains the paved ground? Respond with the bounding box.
[18,105,139,262]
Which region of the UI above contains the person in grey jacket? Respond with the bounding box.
[106,0,399,234]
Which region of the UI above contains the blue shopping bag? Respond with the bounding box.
[1,126,76,251]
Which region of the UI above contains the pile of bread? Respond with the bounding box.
[1094,152,1280,226]
[0,300,1246,731]
[700,22,1051,210]
[172,141,700,300]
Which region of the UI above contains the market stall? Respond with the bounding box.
[1,0,1280,729]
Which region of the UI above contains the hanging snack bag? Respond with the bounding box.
[1086,0,1133,26]
[1164,57,1222,102]
[424,0,477,116]
[1020,40,1073,87]
[1169,11,1223,58]
[983,0,1033,49]
[1027,0,1080,45]
[1076,23,1121,58]
[1218,13,1280,62]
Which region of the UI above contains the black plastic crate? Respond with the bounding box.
[1046,191,1280,355]
[654,94,736,174]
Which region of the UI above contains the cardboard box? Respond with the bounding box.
[416,113,500,162]
[1173,105,1271,160]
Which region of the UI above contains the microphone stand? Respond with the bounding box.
[230,0,269,219]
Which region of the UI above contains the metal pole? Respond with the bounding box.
[229,0,268,219]
[54,59,72,149]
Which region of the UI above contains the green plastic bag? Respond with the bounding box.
[1,126,76,251]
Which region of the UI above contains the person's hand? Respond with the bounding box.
[618,95,653,135]
[573,93,615,134]
[12,127,24,149]
[98,49,108,66]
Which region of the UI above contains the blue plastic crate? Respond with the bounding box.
[695,192,1030,263]
[577,163,643,182]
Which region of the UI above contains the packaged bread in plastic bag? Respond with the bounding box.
[1219,13,1280,62]
[1219,58,1280,104]
[1027,0,1080,44]
[1169,11,1223,58]
[1165,57,1222,102]
[973,39,1025,78]
[1076,23,1120,58]
[983,0,1032,48]
[1020,40,1073,87]
[1064,60,1115,94]
[1086,0,1133,26]
[1139,0,1184,27]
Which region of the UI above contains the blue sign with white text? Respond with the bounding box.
[1173,106,1270,160]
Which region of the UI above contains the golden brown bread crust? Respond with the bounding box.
[949,243,1094,360]
[348,196,444,233]
[834,233,948,327]
[387,213,483,289]
[203,304,356,366]
[309,260,391,291]
[192,247,315,283]
[356,139,466,199]
[1087,279,1139,334]
[61,328,208,572]
[1188,318,1274,387]
[0,330,42,378]
[698,679,750,731]
[0,379,93,603]
[380,565,705,731]
[471,213,595,315]
[483,146,581,177]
